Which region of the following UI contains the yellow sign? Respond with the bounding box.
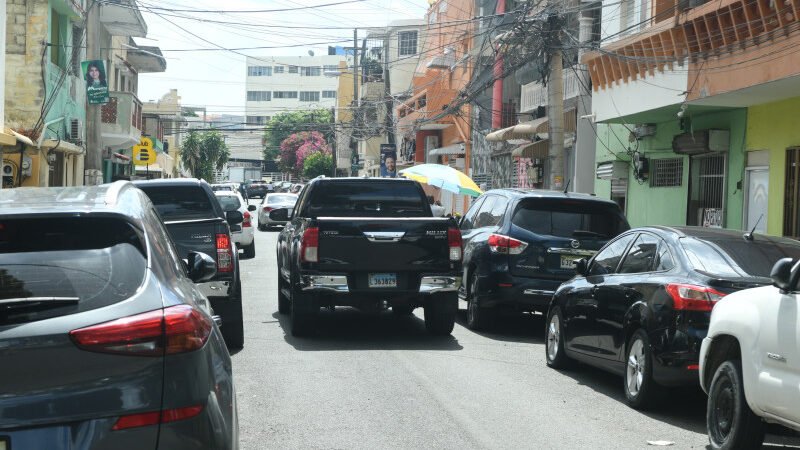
[138,136,153,150]
[133,146,156,166]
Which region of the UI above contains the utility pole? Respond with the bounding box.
[84,0,103,185]
[0,0,6,189]
[574,15,595,194]
[491,0,506,129]
[350,28,359,176]
[383,29,394,147]
[546,12,564,191]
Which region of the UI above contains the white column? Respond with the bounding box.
[574,15,596,194]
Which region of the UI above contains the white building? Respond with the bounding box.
[245,55,347,126]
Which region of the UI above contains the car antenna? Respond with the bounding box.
[563,179,571,194]
[743,214,763,241]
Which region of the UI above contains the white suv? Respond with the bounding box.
[700,257,800,449]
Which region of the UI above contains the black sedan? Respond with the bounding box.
[545,226,800,409]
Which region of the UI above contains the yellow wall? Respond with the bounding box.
[746,96,800,236]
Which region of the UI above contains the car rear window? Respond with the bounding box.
[216,195,241,212]
[212,185,233,192]
[306,182,428,217]
[682,236,800,278]
[139,185,216,221]
[511,199,629,239]
[267,195,297,204]
[0,217,147,325]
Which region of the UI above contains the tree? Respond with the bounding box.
[180,130,230,181]
[303,152,334,179]
[278,131,331,177]
[263,109,334,161]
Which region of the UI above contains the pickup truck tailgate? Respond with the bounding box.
[316,217,455,276]
[164,218,225,264]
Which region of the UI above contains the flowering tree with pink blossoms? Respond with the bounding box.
[278,131,332,178]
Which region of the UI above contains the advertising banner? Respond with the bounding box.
[380,144,397,178]
[82,60,109,105]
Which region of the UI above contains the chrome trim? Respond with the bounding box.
[363,231,405,242]
[419,276,459,293]
[524,289,556,296]
[212,315,223,327]
[302,275,349,293]
[547,248,596,256]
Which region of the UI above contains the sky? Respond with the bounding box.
[136,0,432,115]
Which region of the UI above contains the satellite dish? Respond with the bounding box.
[308,50,315,56]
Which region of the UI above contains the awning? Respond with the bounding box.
[113,152,131,161]
[485,109,577,142]
[512,140,549,159]
[42,140,83,155]
[428,143,465,156]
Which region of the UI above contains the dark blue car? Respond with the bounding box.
[459,189,629,330]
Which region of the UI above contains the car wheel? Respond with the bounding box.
[277,269,290,315]
[219,297,244,350]
[466,272,492,330]
[424,293,457,336]
[624,329,663,409]
[545,306,573,369]
[258,223,266,231]
[243,241,256,259]
[392,305,414,316]
[707,360,765,450]
[290,285,315,337]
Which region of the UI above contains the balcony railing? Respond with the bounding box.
[520,69,581,113]
[101,91,143,150]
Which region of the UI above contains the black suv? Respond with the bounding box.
[134,179,245,348]
[459,189,629,330]
[244,180,270,199]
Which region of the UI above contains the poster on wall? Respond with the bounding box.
[380,144,397,178]
[82,60,109,104]
[703,208,723,228]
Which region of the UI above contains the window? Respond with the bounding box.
[215,195,242,212]
[50,11,68,68]
[398,31,418,56]
[246,116,269,125]
[460,197,486,230]
[511,199,629,239]
[247,91,271,102]
[618,233,661,274]
[588,234,636,276]
[273,91,298,99]
[288,65,299,74]
[306,181,429,217]
[138,186,216,221]
[682,236,800,278]
[322,90,337,99]
[473,196,499,228]
[273,66,284,74]
[687,154,725,227]
[299,91,320,102]
[650,158,683,187]
[300,66,322,76]
[247,66,272,76]
[323,65,339,72]
[71,25,83,75]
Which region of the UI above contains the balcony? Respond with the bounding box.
[520,69,581,113]
[101,91,143,150]
[100,0,147,37]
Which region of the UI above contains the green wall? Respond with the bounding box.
[746,96,800,237]
[594,108,747,229]
[44,2,86,141]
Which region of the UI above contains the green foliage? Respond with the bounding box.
[263,109,334,162]
[303,152,334,179]
[180,130,230,181]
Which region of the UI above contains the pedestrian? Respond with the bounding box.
[429,195,445,217]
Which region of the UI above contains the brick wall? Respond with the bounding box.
[5,0,48,129]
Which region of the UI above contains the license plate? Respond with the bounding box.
[560,256,579,269]
[369,273,397,288]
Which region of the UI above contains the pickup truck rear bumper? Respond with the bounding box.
[301,274,459,294]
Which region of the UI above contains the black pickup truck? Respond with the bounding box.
[271,177,463,337]
[134,179,245,348]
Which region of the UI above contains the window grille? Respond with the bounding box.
[273,91,298,99]
[398,31,418,56]
[246,91,271,102]
[299,91,320,102]
[650,158,683,187]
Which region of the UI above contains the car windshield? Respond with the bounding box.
[216,195,242,212]
[139,185,217,221]
[267,194,297,204]
[306,182,428,217]
[682,236,800,278]
[511,199,629,239]
[0,217,147,325]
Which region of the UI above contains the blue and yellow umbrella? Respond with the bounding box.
[399,164,483,198]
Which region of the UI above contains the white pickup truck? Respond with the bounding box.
[700,257,800,449]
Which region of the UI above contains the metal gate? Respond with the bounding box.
[687,154,726,227]
[784,148,800,237]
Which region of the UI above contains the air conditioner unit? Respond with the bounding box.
[596,160,628,180]
[69,119,83,145]
[672,129,730,155]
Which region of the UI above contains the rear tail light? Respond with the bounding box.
[112,405,204,431]
[665,284,727,312]
[262,206,273,213]
[216,233,233,272]
[70,305,212,356]
[448,228,463,262]
[243,211,252,228]
[487,234,528,255]
[301,227,319,263]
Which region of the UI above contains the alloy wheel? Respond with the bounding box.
[626,339,645,397]
[547,315,560,361]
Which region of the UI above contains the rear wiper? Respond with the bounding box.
[0,297,80,307]
[573,230,606,238]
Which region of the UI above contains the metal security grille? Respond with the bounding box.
[687,154,726,227]
[784,148,800,237]
[649,158,683,187]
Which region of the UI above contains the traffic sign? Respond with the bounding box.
[133,146,156,166]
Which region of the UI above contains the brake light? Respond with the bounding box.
[448,228,462,262]
[243,211,252,228]
[262,206,273,212]
[112,405,204,430]
[487,234,528,255]
[70,305,212,356]
[665,284,727,312]
[301,227,319,263]
[216,233,233,272]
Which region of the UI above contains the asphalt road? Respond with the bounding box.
[232,212,800,450]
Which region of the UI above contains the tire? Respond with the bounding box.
[393,305,414,316]
[219,298,244,349]
[466,272,492,330]
[258,223,266,231]
[424,293,457,336]
[243,241,256,259]
[290,285,315,337]
[624,329,663,409]
[707,360,765,450]
[277,269,290,315]
[545,306,573,369]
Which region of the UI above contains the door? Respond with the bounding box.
[756,291,800,423]
[745,167,769,233]
[687,154,726,227]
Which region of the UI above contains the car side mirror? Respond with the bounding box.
[248,204,257,212]
[575,258,588,276]
[226,210,244,225]
[187,251,217,282]
[771,258,795,292]
[269,208,290,222]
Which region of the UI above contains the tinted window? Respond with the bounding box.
[618,234,660,274]
[682,237,800,278]
[139,186,216,221]
[474,196,497,228]
[305,182,427,217]
[267,195,298,204]
[589,234,636,275]
[656,244,675,271]
[212,185,233,192]
[511,199,628,239]
[460,197,486,230]
[489,198,508,226]
[216,195,241,212]
[0,217,147,325]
